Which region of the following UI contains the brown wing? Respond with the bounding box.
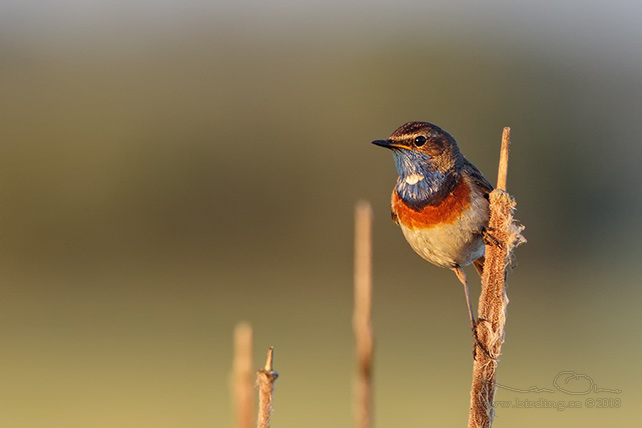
[462,158,493,198]
[463,159,493,258]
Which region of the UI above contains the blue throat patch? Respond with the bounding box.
[393,149,449,210]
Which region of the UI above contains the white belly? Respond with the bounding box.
[398,199,488,268]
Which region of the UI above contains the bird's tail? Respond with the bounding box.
[473,257,485,277]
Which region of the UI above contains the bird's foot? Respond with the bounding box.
[472,318,498,361]
[482,227,504,249]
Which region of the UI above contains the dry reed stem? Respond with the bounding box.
[468,128,526,428]
[353,201,374,428]
[233,323,254,428]
[496,127,511,192]
[257,347,278,428]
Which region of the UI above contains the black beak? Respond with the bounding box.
[372,139,393,148]
[372,139,408,150]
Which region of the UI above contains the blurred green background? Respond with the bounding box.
[1,1,641,427]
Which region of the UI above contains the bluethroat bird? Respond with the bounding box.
[372,121,493,335]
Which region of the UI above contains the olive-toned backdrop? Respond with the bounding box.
[1,1,640,427]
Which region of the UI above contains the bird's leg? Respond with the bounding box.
[452,266,496,360]
[452,266,476,331]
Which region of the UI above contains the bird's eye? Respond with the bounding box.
[414,136,427,147]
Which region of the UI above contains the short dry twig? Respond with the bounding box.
[233,323,254,428]
[353,201,374,428]
[257,347,279,428]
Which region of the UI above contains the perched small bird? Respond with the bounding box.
[372,121,493,332]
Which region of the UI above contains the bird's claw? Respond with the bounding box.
[482,227,503,249]
[472,318,498,361]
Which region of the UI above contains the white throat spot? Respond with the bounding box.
[404,173,424,185]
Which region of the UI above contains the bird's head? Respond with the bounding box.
[372,121,463,177]
[372,121,464,207]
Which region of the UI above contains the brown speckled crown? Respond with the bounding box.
[390,121,450,140]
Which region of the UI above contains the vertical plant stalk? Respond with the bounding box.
[257,347,279,428]
[233,323,254,428]
[353,201,374,428]
[468,128,526,428]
